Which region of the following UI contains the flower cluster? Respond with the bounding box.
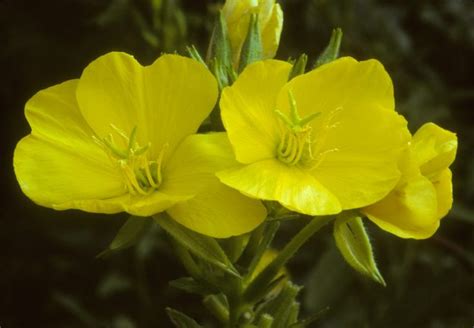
[12,1,460,325]
[14,0,456,243]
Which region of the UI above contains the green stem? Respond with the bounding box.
[244,216,334,303]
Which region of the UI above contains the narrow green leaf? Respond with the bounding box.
[246,221,280,279]
[290,306,330,327]
[154,214,239,277]
[333,212,386,286]
[166,308,203,328]
[314,28,343,68]
[169,277,216,296]
[238,13,263,72]
[203,294,229,323]
[288,54,308,80]
[244,216,333,303]
[286,301,300,326]
[220,233,250,263]
[257,314,274,328]
[97,216,150,258]
[256,281,302,328]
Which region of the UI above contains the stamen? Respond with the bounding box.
[93,126,165,195]
[274,91,342,168]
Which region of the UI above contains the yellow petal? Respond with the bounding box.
[167,181,267,238]
[218,159,341,215]
[309,106,409,209]
[14,80,125,210]
[53,192,190,216]
[276,57,409,208]
[162,132,266,237]
[15,135,126,211]
[162,132,237,196]
[261,3,283,59]
[278,57,395,120]
[76,52,217,161]
[411,123,457,178]
[363,173,439,239]
[220,60,292,163]
[431,168,453,219]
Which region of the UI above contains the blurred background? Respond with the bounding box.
[1,0,473,327]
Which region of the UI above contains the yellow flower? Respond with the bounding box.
[363,123,457,239]
[222,0,283,64]
[14,52,266,238]
[217,57,410,216]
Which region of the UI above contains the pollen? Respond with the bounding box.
[93,125,166,196]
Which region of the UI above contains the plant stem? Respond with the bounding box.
[244,216,334,302]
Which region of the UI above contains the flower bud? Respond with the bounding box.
[222,0,283,66]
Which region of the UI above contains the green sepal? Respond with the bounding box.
[186,45,206,66]
[314,28,343,68]
[238,13,263,72]
[207,10,233,69]
[288,54,308,80]
[333,211,386,286]
[210,58,230,91]
[166,307,203,328]
[97,216,150,258]
[154,213,240,277]
[169,277,218,296]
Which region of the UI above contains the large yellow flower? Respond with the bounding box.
[14,52,266,238]
[218,57,410,216]
[363,123,457,239]
[222,0,283,64]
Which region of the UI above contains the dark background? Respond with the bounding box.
[1,0,473,327]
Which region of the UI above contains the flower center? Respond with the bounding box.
[275,91,320,166]
[275,91,340,167]
[93,125,166,196]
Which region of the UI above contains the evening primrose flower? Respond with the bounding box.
[222,0,283,64]
[363,123,457,239]
[14,52,266,238]
[217,57,411,216]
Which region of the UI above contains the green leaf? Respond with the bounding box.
[244,216,333,303]
[314,28,343,68]
[256,281,302,328]
[154,214,240,277]
[203,294,229,323]
[97,216,150,258]
[246,221,280,279]
[288,54,308,80]
[333,212,386,286]
[166,308,203,328]
[239,13,263,72]
[220,233,250,263]
[169,277,217,296]
[286,301,300,326]
[257,314,274,328]
[290,307,330,327]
